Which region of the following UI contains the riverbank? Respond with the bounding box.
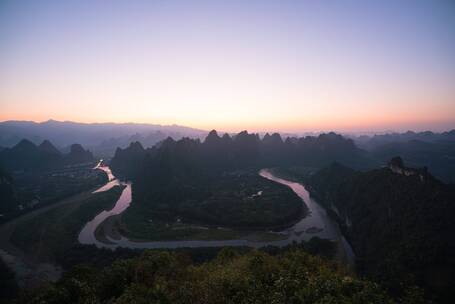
[0,185,124,288]
[94,212,289,245]
[82,167,354,273]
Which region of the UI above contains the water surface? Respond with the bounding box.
[79,166,354,268]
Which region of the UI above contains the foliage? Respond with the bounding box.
[0,257,19,303]
[15,248,400,304]
[307,161,455,303]
[10,186,124,262]
[122,172,304,240]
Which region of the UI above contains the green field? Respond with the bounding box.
[120,172,305,241]
[11,186,124,262]
[118,209,287,242]
[116,172,306,241]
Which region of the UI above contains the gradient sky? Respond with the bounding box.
[1,0,454,132]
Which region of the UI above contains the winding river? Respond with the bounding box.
[78,165,354,266]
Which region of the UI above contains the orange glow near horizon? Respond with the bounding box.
[1,104,454,133]
[1,1,454,133]
[2,74,454,133]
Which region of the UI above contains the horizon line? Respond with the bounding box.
[0,118,454,135]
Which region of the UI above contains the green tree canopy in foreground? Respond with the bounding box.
[16,248,423,304]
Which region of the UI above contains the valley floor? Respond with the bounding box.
[0,186,124,288]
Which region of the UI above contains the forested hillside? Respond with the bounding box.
[307,159,455,302]
[109,131,372,233]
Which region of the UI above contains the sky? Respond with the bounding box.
[0,0,454,133]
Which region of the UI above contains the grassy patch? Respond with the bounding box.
[121,171,304,242]
[118,171,305,242]
[120,207,286,242]
[11,186,124,262]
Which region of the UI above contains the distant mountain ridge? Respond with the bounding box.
[111,130,374,181]
[349,130,455,183]
[0,120,208,157]
[354,129,455,149]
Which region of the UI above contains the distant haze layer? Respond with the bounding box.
[0,120,207,157]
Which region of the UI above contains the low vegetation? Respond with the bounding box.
[122,173,304,241]
[0,258,18,304]
[15,248,421,304]
[0,163,108,225]
[118,214,287,242]
[10,186,124,262]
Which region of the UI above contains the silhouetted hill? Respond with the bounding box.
[110,141,146,179]
[111,130,373,180]
[0,139,43,170]
[350,130,455,183]
[38,139,62,165]
[64,144,94,164]
[0,139,94,171]
[370,140,455,183]
[204,129,222,146]
[307,159,455,302]
[0,166,17,214]
[355,130,455,149]
[260,133,285,166]
[289,132,376,169]
[0,120,207,156]
[38,139,61,156]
